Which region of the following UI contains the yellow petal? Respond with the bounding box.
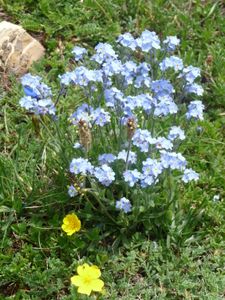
[67,215,74,222]
[76,219,81,230]
[77,263,89,276]
[71,275,83,287]
[77,285,92,296]
[89,265,101,279]
[90,279,104,292]
[63,216,70,224]
[66,230,75,236]
[61,224,68,232]
[70,213,78,221]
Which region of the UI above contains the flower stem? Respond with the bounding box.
[54,86,66,106]
[125,139,132,171]
[167,168,176,219]
[87,190,118,225]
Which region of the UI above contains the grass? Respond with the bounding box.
[0,0,225,299]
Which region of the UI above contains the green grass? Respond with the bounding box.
[0,0,225,299]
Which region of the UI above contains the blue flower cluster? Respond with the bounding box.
[70,158,94,175]
[57,30,204,211]
[116,197,132,213]
[98,153,116,165]
[186,101,205,120]
[72,46,87,61]
[70,103,110,127]
[163,36,180,51]
[19,74,55,115]
[160,56,183,72]
[59,66,102,87]
[68,185,78,197]
[94,164,115,186]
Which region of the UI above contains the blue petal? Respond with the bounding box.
[23,86,38,98]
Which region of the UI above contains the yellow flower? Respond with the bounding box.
[71,263,104,296]
[61,213,81,236]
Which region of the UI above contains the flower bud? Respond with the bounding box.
[127,117,137,139]
[78,120,92,151]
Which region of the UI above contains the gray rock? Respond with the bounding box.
[0,21,45,75]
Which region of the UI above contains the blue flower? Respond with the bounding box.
[163,36,180,51]
[91,43,117,64]
[21,73,52,99]
[23,86,39,98]
[134,62,151,88]
[73,142,82,149]
[182,168,199,183]
[168,126,185,141]
[20,73,55,115]
[70,158,94,175]
[92,108,111,126]
[94,164,115,186]
[159,56,183,72]
[19,96,37,110]
[116,197,132,213]
[132,129,156,153]
[134,75,151,89]
[121,61,137,85]
[123,95,139,110]
[185,83,204,96]
[117,32,137,50]
[117,150,137,164]
[37,99,56,115]
[21,73,42,85]
[136,30,161,52]
[60,67,103,87]
[141,158,163,187]
[137,62,150,76]
[140,175,155,188]
[21,73,41,98]
[58,71,75,86]
[155,137,173,150]
[104,87,124,108]
[120,108,137,126]
[160,151,187,170]
[154,95,178,116]
[181,65,201,83]
[186,100,204,120]
[102,59,123,77]
[76,67,103,86]
[139,93,153,114]
[123,169,142,187]
[68,185,78,197]
[123,94,154,112]
[70,103,94,125]
[98,153,116,165]
[123,94,152,111]
[123,93,153,114]
[72,46,87,61]
[142,158,163,178]
[151,79,175,96]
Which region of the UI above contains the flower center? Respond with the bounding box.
[68,219,78,230]
[83,275,92,285]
